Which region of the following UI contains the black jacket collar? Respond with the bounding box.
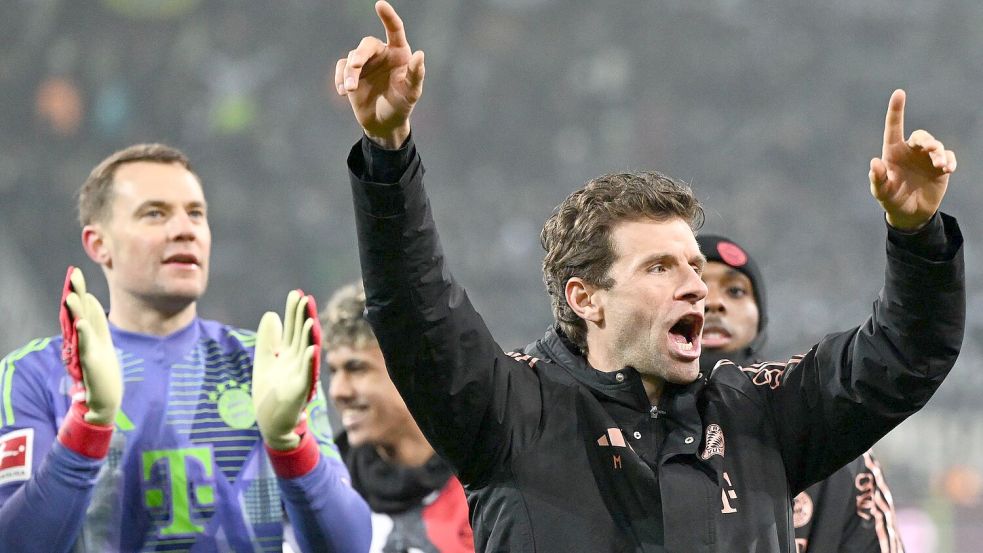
[336,432,454,514]
[524,326,708,423]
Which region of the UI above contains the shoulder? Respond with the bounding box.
[0,337,64,415]
[704,356,806,411]
[711,354,808,391]
[841,449,883,480]
[1,336,63,378]
[505,349,583,390]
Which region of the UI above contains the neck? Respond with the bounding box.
[108,292,198,336]
[586,341,666,406]
[640,375,665,406]
[373,425,436,468]
[585,332,619,374]
[587,334,666,405]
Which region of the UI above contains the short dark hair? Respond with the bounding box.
[78,143,194,226]
[541,171,703,353]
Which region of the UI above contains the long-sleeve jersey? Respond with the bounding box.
[0,318,371,552]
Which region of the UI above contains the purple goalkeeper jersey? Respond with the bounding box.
[0,318,370,552]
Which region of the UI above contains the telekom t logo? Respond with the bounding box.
[142,447,216,535]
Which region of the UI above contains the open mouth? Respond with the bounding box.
[701,322,732,348]
[340,406,369,429]
[668,313,703,359]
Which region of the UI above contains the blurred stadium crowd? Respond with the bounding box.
[1,0,981,550]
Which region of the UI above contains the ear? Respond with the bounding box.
[565,277,603,324]
[81,224,112,268]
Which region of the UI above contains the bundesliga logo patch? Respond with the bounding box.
[0,428,33,485]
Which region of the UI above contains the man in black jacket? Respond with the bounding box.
[334,2,964,551]
[696,234,904,553]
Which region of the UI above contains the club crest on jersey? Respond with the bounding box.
[208,380,255,429]
[793,491,814,528]
[701,423,725,460]
[0,428,33,485]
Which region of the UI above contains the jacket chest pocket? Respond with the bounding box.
[660,459,718,552]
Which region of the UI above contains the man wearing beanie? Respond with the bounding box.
[698,234,904,553]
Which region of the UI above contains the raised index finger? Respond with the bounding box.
[376,0,409,48]
[883,89,906,146]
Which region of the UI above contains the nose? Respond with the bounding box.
[704,283,724,314]
[678,265,708,305]
[167,210,200,242]
[328,370,353,406]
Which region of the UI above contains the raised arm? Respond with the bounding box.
[339,2,543,485]
[758,90,964,492]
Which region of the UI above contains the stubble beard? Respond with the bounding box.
[614,329,700,385]
[612,325,669,380]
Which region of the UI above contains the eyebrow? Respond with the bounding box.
[133,199,207,212]
[715,268,753,286]
[635,252,707,271]
[692,254,708,270]
[330,358,367,372]
[724,268,749,279]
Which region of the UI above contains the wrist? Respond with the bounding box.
[260,413,306,451]
[83,406,117,426]
[266,430,320,478]
[58,402,114,459]
[885,211,931,232]
[364,123,411,150]
[264,431,301,451]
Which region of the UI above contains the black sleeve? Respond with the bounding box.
[885,210,951,261]
[347,137,544,486]
[749,212,964,493]
[359,133,415,184]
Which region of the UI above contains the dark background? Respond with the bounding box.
[1,1,981,549]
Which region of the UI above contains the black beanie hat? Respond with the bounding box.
[696,234,768,369]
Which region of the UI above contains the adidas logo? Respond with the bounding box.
[596,428,628,448]
[597,428,632,470]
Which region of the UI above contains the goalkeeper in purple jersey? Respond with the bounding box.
[0,144,371,552]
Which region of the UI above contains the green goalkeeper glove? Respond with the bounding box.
[64,267,122,426]
[57,266,122,458]
[252,290,319,451]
